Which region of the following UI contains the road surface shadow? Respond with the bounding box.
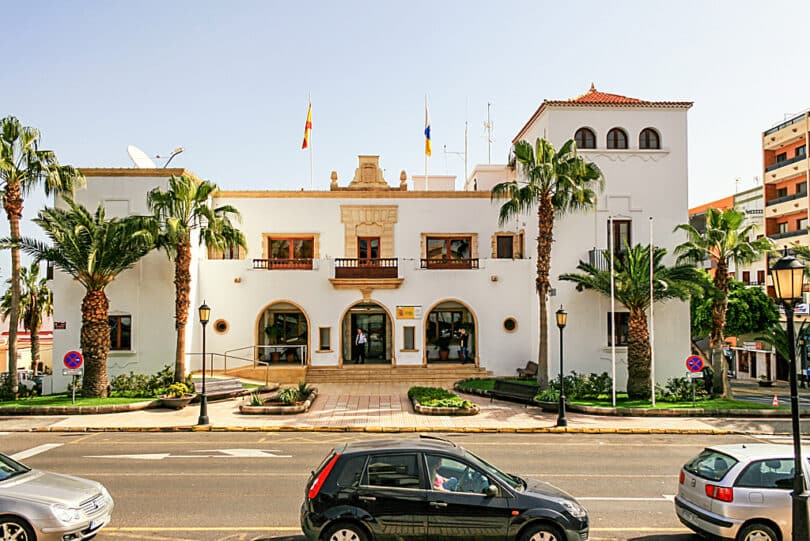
[252,536,305,541]
[629,535,699,540]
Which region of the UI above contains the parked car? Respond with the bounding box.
[301,435,588,541]
[0,451,114,541]
[675,443,809,541]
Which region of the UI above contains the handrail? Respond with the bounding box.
[770,229,807,240]
[765,154,806,172]
[253,258,314,270]
[334,258,398,268]
[764,113,806,136]
[766,192,806,206]
[419,258,479,269]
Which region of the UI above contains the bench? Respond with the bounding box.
[489,379,540,404]
[516,361,538,379]
[193,378,246,400]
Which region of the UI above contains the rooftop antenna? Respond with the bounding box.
[442,120,468,189]
[735,177,741,193]
[127,145,157,168]
[483,102,494,164]
[155,147,184,168]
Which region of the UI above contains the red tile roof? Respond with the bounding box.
[513,84,693,143]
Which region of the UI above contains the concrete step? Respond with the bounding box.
[305,365,492,383]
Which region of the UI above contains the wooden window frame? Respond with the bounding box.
[262,234,319,269]
[574,127,596,149]
[425,235,474,269]
[607,312,630,347]
[639,128,660,150]
[609,219,632,255]
[109,315,132,351]
[607,128,628,150]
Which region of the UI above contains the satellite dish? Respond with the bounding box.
[127,145,156,168]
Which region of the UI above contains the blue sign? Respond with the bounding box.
[63,350,83,370]
[686,355,705,373]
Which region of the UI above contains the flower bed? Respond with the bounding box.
[408,386,479,416]
[239,384,316,415]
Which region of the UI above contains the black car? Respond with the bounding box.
[301,435,588,541]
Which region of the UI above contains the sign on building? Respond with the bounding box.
[396,306,422,319]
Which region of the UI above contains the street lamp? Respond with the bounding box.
[197,301,211,426]
[800,336,808,390]
[556,306,568,428]
[770,250,809,541]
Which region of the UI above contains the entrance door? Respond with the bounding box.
[352,313,386,361]
[358,237,380,266]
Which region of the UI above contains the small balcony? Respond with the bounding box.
[770,229,807,240]
[334,258,398,279]
[253,258,314,270]
[420,258,479,270]
[766,192,806,207]
[765,154,807,173]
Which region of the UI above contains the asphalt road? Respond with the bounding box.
[2,431,806,541]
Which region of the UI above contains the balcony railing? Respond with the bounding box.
[420,258,479,270]
[764,113,805,136]
[253,258,314,270]
[770,229,807,240]
[766,192,806,206]
[588,249,609,272]
[765,153,806,172]
[334,258,398,278]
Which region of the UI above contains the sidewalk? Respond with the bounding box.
[0,381,801,434]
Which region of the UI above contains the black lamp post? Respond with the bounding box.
[197,301,211,426]
[770,251,809,541]
[800,336,808,390]
[556,306,568,428]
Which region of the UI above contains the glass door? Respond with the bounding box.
[358,237,380,266]
[352,313,386,361]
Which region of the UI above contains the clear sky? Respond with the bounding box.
[2,0,810,217]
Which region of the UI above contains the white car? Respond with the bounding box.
[675,443,809,541]
[0,452,114,540]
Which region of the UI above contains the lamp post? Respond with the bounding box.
[556,306,568,428]
[197,301,211,426]
[800,336,808,389]
[770,250,809,541]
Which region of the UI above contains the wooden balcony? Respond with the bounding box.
[420,258,479,269]
[334,258,399,279]
[252,258,314,270]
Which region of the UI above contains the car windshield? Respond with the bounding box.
[684,449,738,482]
[464,449,524,490]
[0,454,30,481]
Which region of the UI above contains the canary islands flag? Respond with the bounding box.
[302,100,312,150]
[424,98,432,157]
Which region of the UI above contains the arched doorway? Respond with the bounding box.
[256,301,309,365]
[341,301,393,365]
[425,300,476,364]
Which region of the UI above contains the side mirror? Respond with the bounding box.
[485,484,498,498]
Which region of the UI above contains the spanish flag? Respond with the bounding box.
[424,98,432,157]
[302,100,312,149]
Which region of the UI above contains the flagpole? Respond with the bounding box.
[609,215,616,407]
[650,216,656,407]
[425,95,430,191]
[309,95,314,190]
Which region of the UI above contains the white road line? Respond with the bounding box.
[10,443,63,461]
[577,496,671,502]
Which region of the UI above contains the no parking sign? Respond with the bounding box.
[63,350,83,371]
[685,355,704,373]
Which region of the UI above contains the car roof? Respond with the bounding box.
[705,443,807,461]
[337,436,462,455]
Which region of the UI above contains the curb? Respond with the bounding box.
[0,425,743,434]
[0,400,157,415]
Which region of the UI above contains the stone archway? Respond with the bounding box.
[340,300,394,366]
[256,301,310,365]
[424,299,477,365]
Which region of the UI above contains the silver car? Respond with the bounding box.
[0,451,114,540]
[675,443,809,541]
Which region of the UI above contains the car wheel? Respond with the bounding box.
[0,516,36,541]
[521,523,564,541]
[737,522,779,541]
[323,521,369,541]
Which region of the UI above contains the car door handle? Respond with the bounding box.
[358,495,376,501]
[430,501,448,508]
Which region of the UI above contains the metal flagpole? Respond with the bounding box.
[650,217,656,407]
[425,95,430,191]
[309,95,314,190]
[609,215,617,407]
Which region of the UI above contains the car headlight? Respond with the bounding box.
[99,485,112,502]
[561,500,587,519]
[52,504,83,523]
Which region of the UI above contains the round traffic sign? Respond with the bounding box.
[63,350,84,370]
[686,355,704,373]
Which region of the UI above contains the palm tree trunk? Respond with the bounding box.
[535,196,554,388]
[626,307,652,399]
[30,323,40,373]
[173,239,191,382]
[710,260,731,397]
[3,183,22,396]
[80,289,110,397]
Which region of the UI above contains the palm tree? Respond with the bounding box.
[13,199,154,397]
[492,138,603,387]
[147,174,246,382]
[0,116,84,395]
[560,244,702,399]
[674,208,771,396]
[1,262,53,373]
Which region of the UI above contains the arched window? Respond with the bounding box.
[639,128,660,150]
[574,127,596,149]
[607,128,628,149]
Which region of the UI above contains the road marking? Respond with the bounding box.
[84,448,292,460]
[590,527,690,533]
[10,443,63,461]
[105,527,302,532]
[577,496,671,501]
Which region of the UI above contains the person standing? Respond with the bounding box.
[355,328,367,364]
[458,328,471,364]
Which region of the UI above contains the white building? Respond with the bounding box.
[50,86,694,393]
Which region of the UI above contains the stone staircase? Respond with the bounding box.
[305,364,492,384]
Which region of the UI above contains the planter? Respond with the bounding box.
[239,389,318,415]
[270,351,281,362]
[757,380,775,387]
[534,400,561,413]
[159,394,196,409]
[438,349,450,361]
[410,398,479,416]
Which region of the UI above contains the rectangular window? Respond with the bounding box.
[607,312,630,347]
[267,236,314,269]
[609,220,632,254]
[798,218,808,231]
[742,271,750,284]
[403,326,415,350]
[109,315,132,351]
[796,145,806,158]
[777,187,789,198]
[496,235,514,258]
[208,244,245,260]
[424,236,474,268]
[365,454,420,488]
[797,182,807,195]
[778,222,788,234]
[318,327,331,351]
[776,152,788,163]
[757,270,765,284]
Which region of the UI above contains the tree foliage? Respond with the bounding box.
[691,276,779,339]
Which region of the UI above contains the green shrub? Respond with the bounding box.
[540,371,612,400]
[165,382,190,398]
[110,365,194,398]
[249,392,264,406]
[296,381,313,398]
[657,377,708,402]
[535,387,560,402]
[278,387,300,405]
[408,386,474,409]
